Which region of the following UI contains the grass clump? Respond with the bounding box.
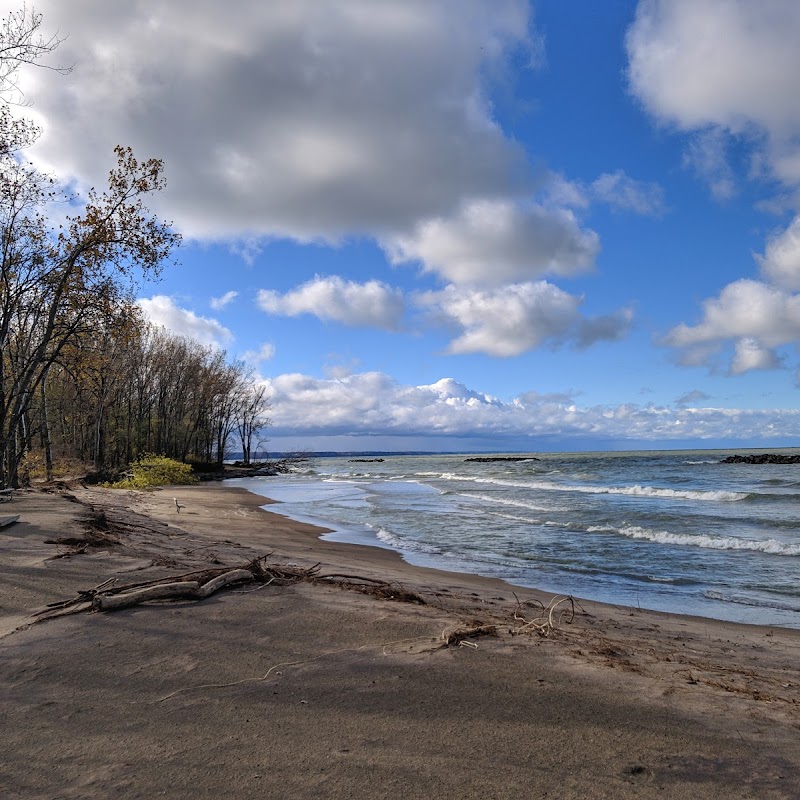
[107,455,198,489]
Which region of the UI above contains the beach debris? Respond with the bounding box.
[30,558,428,622]
[441,623,498,648]
[315,572,426,605]
[511,593,576,637]
[32,557,320,619]
[44,507,121,558]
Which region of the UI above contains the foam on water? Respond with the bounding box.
[586,524,800,555]
[436,473,748,502]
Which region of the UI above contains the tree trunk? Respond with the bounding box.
[39,374,53,482]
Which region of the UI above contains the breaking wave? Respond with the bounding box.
[586,524,800,556]
[437,473,748,502]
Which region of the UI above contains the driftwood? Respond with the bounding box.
[32,558,317,620]
[442,624,498,647]
[316,573,426,605]
[511,593,577,636]
[31,557,428,622]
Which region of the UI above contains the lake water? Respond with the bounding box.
[231,449,800,628]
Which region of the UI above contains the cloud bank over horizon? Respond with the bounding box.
[260,371,800,446]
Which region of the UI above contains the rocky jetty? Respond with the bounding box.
[197,459,308,481]
[465,456,539,463]
[720,453,800,465]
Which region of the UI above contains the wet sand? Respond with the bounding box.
[2,483,799,799]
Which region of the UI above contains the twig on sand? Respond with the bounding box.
[440,623,498,648]
[316,573,427,605]
[511,593,577,637]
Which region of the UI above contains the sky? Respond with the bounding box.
[8,0,800,452]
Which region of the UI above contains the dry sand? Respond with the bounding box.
[2,482,800,799]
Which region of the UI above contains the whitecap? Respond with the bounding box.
[587,524,800,556]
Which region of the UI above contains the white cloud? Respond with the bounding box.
[257,276,404,329]
[627,0,800,189]
[16,0,535,242]
[385,198,599,285]
[667,279,800,347]
[589,170,666,215]
[730,337,782,375]
[137,295,234,348]
[418,282,632,357]
[758,216,800,290]
[664,279,800,373]
[210,290,238,310]
[242,341,276,365]
[682,129,737,201]
[262,370,800,441]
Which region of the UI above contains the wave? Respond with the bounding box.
[468,492,551,513]
[586,524,800,556]
[374,527,443,556]
[601,484,748,501]
[435,473,748,502]
[704,590,800,614]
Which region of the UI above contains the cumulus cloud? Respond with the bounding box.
[242,341,276,366]
[666,279,800,347]
[262,370,800,441]
[418,282,632,357]
[758,216,800,290]
[210,290,238,310]
[589,171,666,215]
[681,129,737,201]
[664,279,800,373]
[137,295,234,348]
[257,276,404,329]
[385,198,599,286]
[730,337,783,375]
[17,0,534,242]
[628,2,800,378]
[627,0,800,189]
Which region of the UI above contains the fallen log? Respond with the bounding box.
[31,556,428,624]
[94,581,203,611]
[196,568,254,598]
[93,568,256,611]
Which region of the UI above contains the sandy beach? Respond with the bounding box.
[2,482,800,799]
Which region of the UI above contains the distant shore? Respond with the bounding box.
[3,482,800,798]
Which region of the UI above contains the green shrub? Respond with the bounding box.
[107,455,198,489]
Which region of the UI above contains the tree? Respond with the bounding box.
[237,383,270,465]
[0,9,180,486]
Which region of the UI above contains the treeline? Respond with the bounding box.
[0,8,268,487]
[33,310,269,482]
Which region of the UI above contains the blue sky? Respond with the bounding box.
[12,0,800,451]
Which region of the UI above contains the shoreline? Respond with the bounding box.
[231,472,800,631]
[3,482,800,798]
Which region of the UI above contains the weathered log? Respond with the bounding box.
[195,569,253,598]
[93,581,201,611]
